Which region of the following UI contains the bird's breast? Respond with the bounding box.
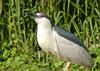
[37,29,55,54]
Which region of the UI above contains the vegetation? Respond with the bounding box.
[0,0,100,71]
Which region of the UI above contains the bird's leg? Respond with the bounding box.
[63,62,71,71]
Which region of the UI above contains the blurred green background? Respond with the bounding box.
[0,0,100,71]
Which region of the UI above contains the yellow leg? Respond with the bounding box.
[64,62,71,71]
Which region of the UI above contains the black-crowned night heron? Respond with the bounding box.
[32,13,93,71]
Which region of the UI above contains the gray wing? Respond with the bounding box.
[53,25,88,51]
[53,26,93,67]
[53,26,93,68]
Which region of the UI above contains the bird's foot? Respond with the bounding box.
[63,62,71,71]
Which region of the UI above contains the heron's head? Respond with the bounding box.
[33,13,51,25]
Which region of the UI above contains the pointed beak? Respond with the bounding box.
[29,13,36,19]
[28,12,36,18]
[24,11,36,18]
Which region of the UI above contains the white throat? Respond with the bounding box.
[36,17,52,31]
[36,17,54,54]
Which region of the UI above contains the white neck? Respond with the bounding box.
[36,17,52,31]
